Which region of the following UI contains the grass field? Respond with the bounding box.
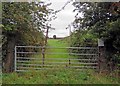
[2,39,120,84]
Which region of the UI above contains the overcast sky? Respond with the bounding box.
[43,0,76,38]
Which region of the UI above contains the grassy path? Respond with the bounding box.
[29,39,74,65]
[47,39,68,47]
[46,39,71,58]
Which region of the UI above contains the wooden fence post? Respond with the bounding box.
[98,38,106,73]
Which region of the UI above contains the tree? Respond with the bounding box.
[2,2,52,72]
[72,2,120,69]
[53,35,56,39]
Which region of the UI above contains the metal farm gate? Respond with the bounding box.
[14,46,99,72]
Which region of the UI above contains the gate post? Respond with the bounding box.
[98,39,106,73]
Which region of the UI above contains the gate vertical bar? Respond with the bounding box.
[14,46,17,72]
[42,46,45,67]
[69,58,71,68]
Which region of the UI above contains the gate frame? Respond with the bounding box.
[14,46,99,72]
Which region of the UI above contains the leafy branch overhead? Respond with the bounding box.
[2,2,54,72]
[2,2,54,45]
[71,2,120,59]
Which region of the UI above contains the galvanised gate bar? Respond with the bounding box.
[14,46,99,72]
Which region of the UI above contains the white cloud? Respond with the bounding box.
[43,0,77,38]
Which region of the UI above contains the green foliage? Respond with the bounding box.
[20,29,45,45]
[2,69,119,84]
[70,29,97,47]
[2,2,53,72]
[72,2,120,64]
[2,2,51,45]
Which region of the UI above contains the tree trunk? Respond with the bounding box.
[45,28,49,45]
[4,34,16,73]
